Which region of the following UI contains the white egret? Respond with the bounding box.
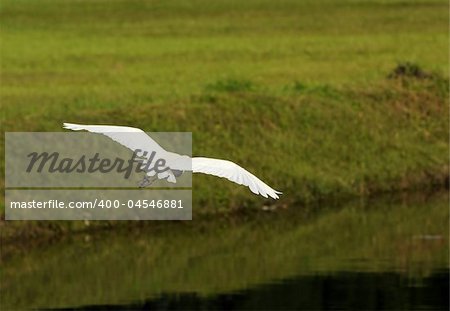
[63,123,282,199]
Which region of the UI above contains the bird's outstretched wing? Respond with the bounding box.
[63,123,190,174]
[63,123,281,199]
[63,123,168,155]
[192,157,282,199]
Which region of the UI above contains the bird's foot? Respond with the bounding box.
[139,176,155,188]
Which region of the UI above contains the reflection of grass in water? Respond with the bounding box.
[1,193,448,309]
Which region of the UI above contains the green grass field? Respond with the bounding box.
[1,0,448,213]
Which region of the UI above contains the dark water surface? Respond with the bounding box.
[2,192,449,310]
[65,271,448,310]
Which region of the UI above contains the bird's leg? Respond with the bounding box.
[138,175,157,188]
[172,169,184,177]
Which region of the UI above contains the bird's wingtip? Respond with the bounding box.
[268,191,282,200]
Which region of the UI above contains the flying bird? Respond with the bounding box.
[63,123,282,199]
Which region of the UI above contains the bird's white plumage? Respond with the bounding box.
[192,157,281,199]
[63,123,166,154]
[63,123,281,199]
[63,123,189,172]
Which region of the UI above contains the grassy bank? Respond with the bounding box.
[1,71,448,213]
[1,0,448,216]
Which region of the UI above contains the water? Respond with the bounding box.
[63,271,449,310]
[1,192,448,310]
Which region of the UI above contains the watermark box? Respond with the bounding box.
[5,132,192,220]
